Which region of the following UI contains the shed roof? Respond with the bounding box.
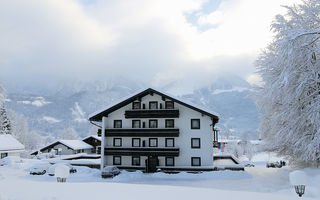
[0,134,25,152]
[82,135,101,142]
[36,140,93,153]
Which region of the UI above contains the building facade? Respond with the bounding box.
[0,134,25,159]
[89,88,219,172]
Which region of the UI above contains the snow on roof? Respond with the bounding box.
[82,135,101,141]
[0,134,25,151]
[58,140,93,150]
[89,87,219,120]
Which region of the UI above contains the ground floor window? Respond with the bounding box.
[165,157,174,166]
[1,153,8,159]
[113,156,121,165]
[191,157,201,166]
[132,156,140,166]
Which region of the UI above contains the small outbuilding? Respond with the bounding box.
[31,140,93,156]
[0,134,25,159]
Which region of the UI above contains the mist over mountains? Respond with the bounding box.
[4,76,259,139]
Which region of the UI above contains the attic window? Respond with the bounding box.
[165,101,174,109]
[132,102,141,109]
[149,101,158,109]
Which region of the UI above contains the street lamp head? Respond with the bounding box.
[294,185,305,197]
[289,170,308,197]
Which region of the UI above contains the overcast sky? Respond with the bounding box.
[0,0,299,94]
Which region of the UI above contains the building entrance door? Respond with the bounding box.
[146,156,158,173]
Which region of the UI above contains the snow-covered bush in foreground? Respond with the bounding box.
[255,0,320,166]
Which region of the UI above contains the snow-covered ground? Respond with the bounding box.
[0,153,319,200]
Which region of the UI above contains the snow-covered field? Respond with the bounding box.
[0,154,319,200]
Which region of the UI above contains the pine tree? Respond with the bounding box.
[0,105,12,134]
[255,0,320,165]
[0,83,11,135]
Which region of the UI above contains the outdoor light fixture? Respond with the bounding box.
[289,170,308,198]
[294,185,305,197]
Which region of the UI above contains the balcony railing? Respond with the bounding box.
[125,109,179,118]
[103,147,180,156]
[98,128,179,137]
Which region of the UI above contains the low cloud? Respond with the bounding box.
[0,0,300,93]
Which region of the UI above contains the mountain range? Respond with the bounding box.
[4,76,260,139]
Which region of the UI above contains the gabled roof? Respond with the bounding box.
[89,88,219,123]
[37,140,93,153]
[82,135,101,141]
[0,134,25,152]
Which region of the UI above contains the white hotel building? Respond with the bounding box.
[89,88,219,172]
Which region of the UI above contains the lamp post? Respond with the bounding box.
[289,170,307,197]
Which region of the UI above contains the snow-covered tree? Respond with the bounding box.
[0,105,11,134]
[7,110,43,151]
[0,83,11,135]
[59,127,79,140]
[255,0,320,165]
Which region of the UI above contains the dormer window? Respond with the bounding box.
[149,101,158,109]
[165,101,174,109]
[132,102,141,110]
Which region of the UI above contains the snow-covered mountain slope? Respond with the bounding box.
[5,76,259,139]
[181,76,259,138]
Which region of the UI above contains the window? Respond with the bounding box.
[132,138,141,147]
[165,119,174,128]
[113,156,121,165]
[191,157,201,166]
[132,102,141,110]
[191,119,200,129]
[114,120,122,128]
[1,153,8,159]
[165,157,174,166]
[149,120,158,128]
[165,138,174,147]
[149,138,158,147]
[191,138,201,148]
[132,156,140,166]
[149,101,158,109]
[132,120,141,128]
[165,101,174,109]
[113,138,122,147]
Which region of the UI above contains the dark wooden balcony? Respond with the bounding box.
[97,128,179,137]
[125,109,179,118]
[103,147,180,156]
